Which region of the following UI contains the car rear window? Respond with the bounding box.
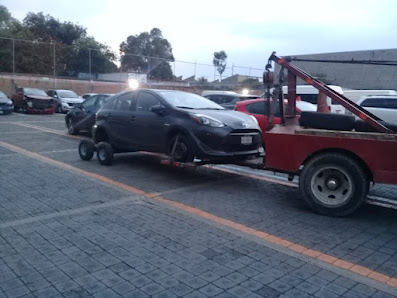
[246,102,281,117]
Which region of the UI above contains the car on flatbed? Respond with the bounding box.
[79,89,263,165]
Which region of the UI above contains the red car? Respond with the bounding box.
[12,87,57,114]
[235,98,316,144]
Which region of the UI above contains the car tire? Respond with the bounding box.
[66,117,79,135]
[299,153,369,217]
[168,134,194,162]
[96,142,114,166]
[300,111,356,131]
[57,104,62,113]
[354,119,397,133]
[78,140,94,161]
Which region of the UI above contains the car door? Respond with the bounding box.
[74,95,97,130]
[133,91,167,151]
[105,92,138,150]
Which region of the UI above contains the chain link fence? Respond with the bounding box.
[0,37,265,95]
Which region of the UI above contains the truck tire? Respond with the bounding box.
[78,140,94,161]
[354,119,397,133]
[300,111,355,131]
[97,142,114,166]
[299,153,369,217]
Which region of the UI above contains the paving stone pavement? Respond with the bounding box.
[0,154,395,297]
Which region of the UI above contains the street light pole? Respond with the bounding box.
[12,38,15,76]
[88,48,93,92]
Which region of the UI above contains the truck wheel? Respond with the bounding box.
[168,134,194,162]
[96,142,114,166]
[299,153,369,217]
[78,140,94,161]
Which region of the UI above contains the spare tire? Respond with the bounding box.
[355,119,397,133]
[300,111,355,131]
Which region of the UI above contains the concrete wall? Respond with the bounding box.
[0,73,262,97]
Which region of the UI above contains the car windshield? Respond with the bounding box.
[58,90,79,98]
[158,91,224,110]
[0,91,7,98]
[24,88,48,96]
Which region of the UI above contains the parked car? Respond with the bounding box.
[0,91,14,115]
[47,89,83,113]
[353,96,397,125]
[201,90,259,109]
[11,87,56,114]
[235,98,317,143]
[65,94,114,135]
[81,93,97,100]
[84,89,263,165]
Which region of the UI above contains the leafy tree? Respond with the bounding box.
[213,51,227,81]
[0,7,117,76]
[120,28,174,80]
[241,78,262,89]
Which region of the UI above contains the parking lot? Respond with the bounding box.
[0,112,396,298]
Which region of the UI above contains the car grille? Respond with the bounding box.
[67,103,74,107]
[31,99,54,109]
[223,131,261,152]
[0,103,5,107]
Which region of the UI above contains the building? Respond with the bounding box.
[280,49,397,90]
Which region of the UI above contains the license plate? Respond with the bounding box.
[241,136,252,145]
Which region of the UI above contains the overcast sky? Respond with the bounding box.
[3,0,397,79]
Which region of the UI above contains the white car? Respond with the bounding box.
[355,96,397,125]
[47,89,84,113]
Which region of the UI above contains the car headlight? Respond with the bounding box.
[62,99,68,103]
[191,114,225,127]
[27,101,33,108]
[249,115,259,126]
[6,101,13,107]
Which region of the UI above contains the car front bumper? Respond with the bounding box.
[189,127,263,160]
[0,105,13,114]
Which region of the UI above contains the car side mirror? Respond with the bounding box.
[74,103,82,109]
[17,92,23,95]
[150,104,166,115]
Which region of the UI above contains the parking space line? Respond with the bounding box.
[11,122,85,140]
[0,140,395,290]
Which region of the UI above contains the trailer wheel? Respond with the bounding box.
[78,140,94,161]
[97,142,114,165]
[299,153,369,217]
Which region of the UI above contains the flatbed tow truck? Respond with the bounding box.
[79,52,397,217]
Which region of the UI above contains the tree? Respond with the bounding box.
[213,51,227,81]
[120,28,174,80]
[0,6,117,76]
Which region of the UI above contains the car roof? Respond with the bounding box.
[356,95,397,104]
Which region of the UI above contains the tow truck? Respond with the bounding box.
[78,52,397,217]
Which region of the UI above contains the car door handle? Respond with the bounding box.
[104,113,111,119]
[130,115,136,121]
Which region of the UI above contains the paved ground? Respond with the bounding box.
[0,112,396,298]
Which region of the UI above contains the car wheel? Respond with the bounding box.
[78,140,94,161]
[169,134,194,162]
[96,142,114,166]
[299,153,369,217]
[67,117,79,135]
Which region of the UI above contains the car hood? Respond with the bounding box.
[60,97,83,103]
[189,109,260,130]
[0,97,11,103]
[25,95,53,100]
